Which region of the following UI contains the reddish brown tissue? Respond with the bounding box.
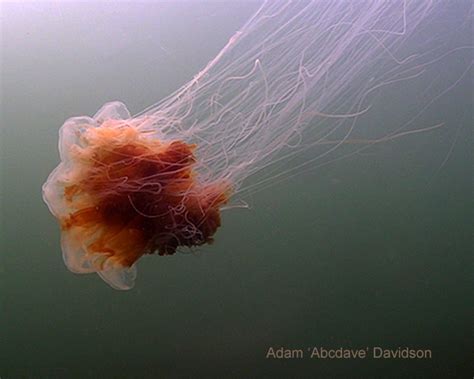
[60,120,231,268]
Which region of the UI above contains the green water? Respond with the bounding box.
[1,2,471,378]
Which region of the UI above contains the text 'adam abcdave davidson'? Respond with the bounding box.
[266,347,432,360]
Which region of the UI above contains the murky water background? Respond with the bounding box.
[1,2,471,378]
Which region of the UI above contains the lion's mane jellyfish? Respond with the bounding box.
[43,1,472,289]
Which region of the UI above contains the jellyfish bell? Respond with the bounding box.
[43,1,471,289]
[43,101,231,290]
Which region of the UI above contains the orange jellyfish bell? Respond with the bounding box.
[43,102,231,289]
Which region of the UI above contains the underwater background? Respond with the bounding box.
[1,2,471,378]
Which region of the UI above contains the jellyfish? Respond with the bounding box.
[42,1,472,289]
